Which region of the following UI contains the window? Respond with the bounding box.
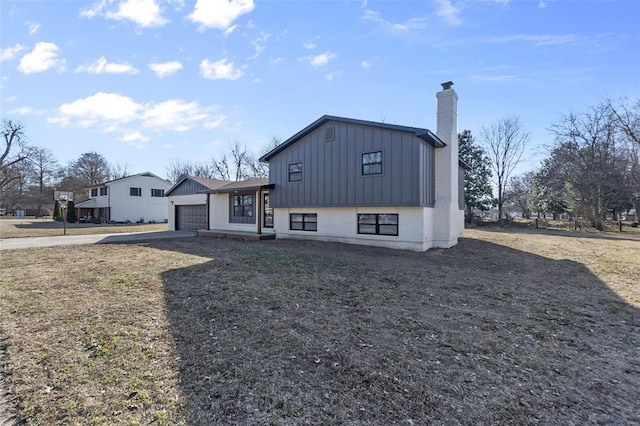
[233,194,253,217]
[99,187,108,196]
[288,162,302,182]
[290,213,317,231]
[263,193,273,228]
[358,214,398,236]
[362,151,383,175]
[151,188,164,197]
[91,188,98,197]
[130,187,142,196]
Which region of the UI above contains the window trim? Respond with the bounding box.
[151,188,164,197]
[130,187,142,197]
[99,187,108,196]
[362,150,383,176]
[91,188,98,197]
[289,213,317,232]
[232,193,254,218]
[357,213,398,236]
[288,162,303,182]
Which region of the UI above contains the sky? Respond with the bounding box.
[1,0,639,180]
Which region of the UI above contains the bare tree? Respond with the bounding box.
[165,160,215,183]
[549,103,623,230]
[245,136,282,179]
[58,152,111,198]
[479,116,529,221]
[1,119,32,192]
[28,147,59,216]
[109,162,130,180]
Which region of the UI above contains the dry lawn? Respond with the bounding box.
[0,217,168,239]
[0,227,638,425]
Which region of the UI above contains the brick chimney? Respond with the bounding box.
[433,81,463,248]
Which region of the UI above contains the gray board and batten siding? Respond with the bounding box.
[263,116,441,209]
[166,179,209,196]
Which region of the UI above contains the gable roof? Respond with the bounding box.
[259,115,445,162]
[165,175,228,196]
[87,172,170,189]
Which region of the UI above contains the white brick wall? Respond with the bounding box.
[433,85,462,248]
[273,206,435,252]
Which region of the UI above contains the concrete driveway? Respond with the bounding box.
[0,230,196,250]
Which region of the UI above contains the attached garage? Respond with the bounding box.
[165,176,228,231]
[175,204,206,231]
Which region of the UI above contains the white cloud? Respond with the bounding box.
[48,92,226,138]
[248,32,270,60]
[8,106,34,115]
[49,92,141,127]
[486,34,577,46]
[303,41,317,50]
[269,57,283,66]
[199,58,244,80]
[188,0,255,31]
[141,99,211,131]
[304,51,337,69]
[148,61,183,77]
[121,131,149,142]
[75,56,139,74]
[223,24,239,36]
[18,42,66,74]
[362,9,428,35]
[361,60,373,69]
[433,0,461,26]
[0,44,24,62]
[82,0,168,28]
[27,22,41,35]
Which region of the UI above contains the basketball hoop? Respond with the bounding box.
[54,190,74,235]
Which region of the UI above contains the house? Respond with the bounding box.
[185,82,464,251]
[254,82,464,251]
[75,172,171,223]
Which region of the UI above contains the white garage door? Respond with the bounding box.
[176,205,206,231]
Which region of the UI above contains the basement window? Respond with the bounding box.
[358,214,398,236]
[290,213,317,231]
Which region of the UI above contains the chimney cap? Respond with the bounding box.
[441,81,454,90]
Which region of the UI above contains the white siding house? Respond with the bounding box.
[75,172,171,223]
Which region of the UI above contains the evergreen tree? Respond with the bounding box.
[458,130,494,222]
[53,200,63,221]
[66,200,77,223]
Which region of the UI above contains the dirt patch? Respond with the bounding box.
[0,229,638,424]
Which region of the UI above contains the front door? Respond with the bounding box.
[263,192,273,229]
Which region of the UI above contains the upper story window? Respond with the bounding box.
[130,187,142,197]
[362,151,383,175]
[289,162,302,182]
[151,189,164,197]
[91,188,98,197]
[233,194,253,217]
[99,187,108,196]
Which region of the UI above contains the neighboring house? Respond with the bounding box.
[184,82,464,251]
[256,82,465,251]
[9,204,53,217]
[75,172,171,223]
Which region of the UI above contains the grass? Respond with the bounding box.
[0,217,168,239]
[0,226,638,424]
